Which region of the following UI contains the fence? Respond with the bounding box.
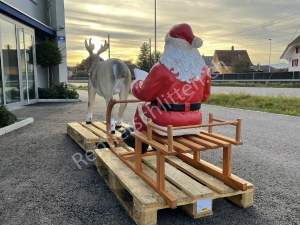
[68,71,300,82]
[211,71,300,82]
[68,77,89,81]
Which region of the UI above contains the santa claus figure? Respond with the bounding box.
[122,23,211,153]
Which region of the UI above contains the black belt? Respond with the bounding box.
[150,101,201,112]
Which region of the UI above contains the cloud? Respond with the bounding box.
[65,0,300,67]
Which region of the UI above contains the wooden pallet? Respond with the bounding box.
[67,121,124,151]
[67,118,254,224]
[104,100,251,209]
[94,146,254,225]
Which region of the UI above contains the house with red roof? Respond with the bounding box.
[280,35,300,72]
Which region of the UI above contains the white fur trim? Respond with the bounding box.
[159,34,206,83]
[137,104,201,136]
[130,79,142,94]
[165,32,191,47]
[192,37,203,48]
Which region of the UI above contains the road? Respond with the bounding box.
[69,81,300,96]
[211,86,300,96]
[0,90,299,224]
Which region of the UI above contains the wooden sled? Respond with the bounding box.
[105,99,253,209]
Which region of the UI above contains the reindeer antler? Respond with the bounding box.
[96,40,109,55]
[85,38,95,55]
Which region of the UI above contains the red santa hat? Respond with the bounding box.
[167,23,203,48]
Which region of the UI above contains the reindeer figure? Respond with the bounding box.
[85,38,131,133]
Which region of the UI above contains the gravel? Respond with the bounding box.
[0,90,299,225]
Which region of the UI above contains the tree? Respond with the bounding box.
[77,59,88,71]
[231,55,252,73]
[151,51,162,66]
[136,42,151,72]
[123,60,137,78]
[36,38,63,87]
[74,59,88,77]
[136,42,162,72]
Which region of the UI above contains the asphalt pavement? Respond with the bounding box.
[69,82,300,97]
[0,90,299,225]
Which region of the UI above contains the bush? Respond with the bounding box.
[75,70,88,77]
[38,82,79,99]
[0,105,17,128]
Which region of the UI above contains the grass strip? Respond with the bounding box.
[211,82,300,88]
[206,92,300,116]
[68,84,300,116]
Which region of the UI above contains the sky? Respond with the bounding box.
[64,0,300,68]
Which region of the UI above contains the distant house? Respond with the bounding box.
[202,55,213,67]
[211,46,252,74]
[280,35,300,72]
[252,64,275,73]
[67,66,76,77]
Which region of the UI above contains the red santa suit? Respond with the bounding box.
[131,23,211,136]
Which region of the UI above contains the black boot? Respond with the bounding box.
[121,127,149,154]
[95,142,111,149]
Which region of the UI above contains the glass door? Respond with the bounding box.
[1,18,21,106]
[18,29,36,105]
[0,54,3,105]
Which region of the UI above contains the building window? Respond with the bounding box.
[296,48,299,54]
[292,59,299,67]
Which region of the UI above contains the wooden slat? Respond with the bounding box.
[81,122,107,142]
[98,121,123,137]
[92,121,123,143]
[120,150,157,160]
[92,121,109,131]
[223,146,232,176]
[121,122,131,128]
[142,156,214,199]
[194,133,231,147]
[131,132,177,156]
[67,122,100,142]
[184,135,220,149]
[94,148,189,208]
[178,153,252,191]
[201,130,243,145]
[165,156,234,194]
[143,132,192,153]
[173,137,207,151]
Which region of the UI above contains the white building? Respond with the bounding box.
[280,35,300,72]
[0,0,67,108]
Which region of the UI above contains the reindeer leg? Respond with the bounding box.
[86,82,96,124]
[105,97,116,134]
[116,99,127,130]
[116,79,130,130]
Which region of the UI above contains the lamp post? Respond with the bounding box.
[154,0,157,63]
[268,38,271,72]
[108,34,110,59]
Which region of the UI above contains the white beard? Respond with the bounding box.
[159,42,206,83]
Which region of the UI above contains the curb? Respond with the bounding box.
[38,99,82,103]
[0,118,34,136]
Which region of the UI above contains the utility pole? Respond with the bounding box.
[149,38,152,69]
[108,34,110,59]
[268,39,271,72]
[154,0,157,63]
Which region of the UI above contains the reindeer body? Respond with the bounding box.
[85,39,131,133]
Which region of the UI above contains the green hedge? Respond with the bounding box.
[0,105,17,128]
[38,82,79,99]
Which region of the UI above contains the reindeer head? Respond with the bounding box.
[84,38,109,72]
